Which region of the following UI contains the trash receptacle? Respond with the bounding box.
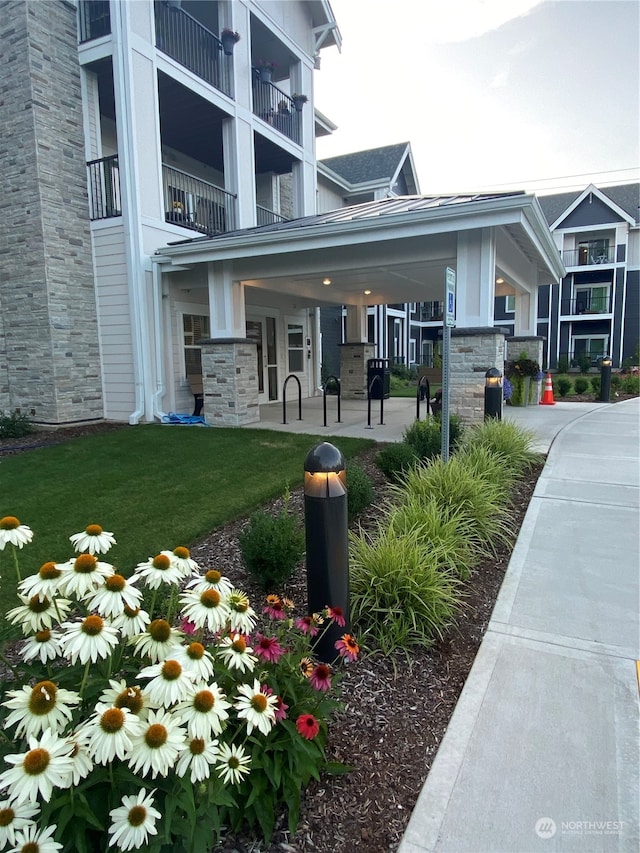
[367,359,390,400]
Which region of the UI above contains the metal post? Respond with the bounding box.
[599,355,612,402]
[304,442,350,662]
[441,325,451,461]
[484,368,503,420]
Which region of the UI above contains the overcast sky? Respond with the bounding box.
[313,0,640,195]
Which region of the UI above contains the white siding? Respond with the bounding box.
[317,181,343,214]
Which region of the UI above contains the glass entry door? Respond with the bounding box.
[246,317,278,403]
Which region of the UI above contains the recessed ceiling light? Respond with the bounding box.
[364,289,371,295]
[496,277,504,284]
[322,278,331,285]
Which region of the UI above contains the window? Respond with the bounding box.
[574,285,610,314]
[505,295,516,313]
[578,238,610,265]
[422,340,433,367]
[572,335,608,365]
[409,339,416,364]
[183,314,209,378]
[287,323,304,373]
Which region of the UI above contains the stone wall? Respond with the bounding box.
[200,339,259,426]
[449,328,508,423]
[0,0,103,423]
[339,343,375,399]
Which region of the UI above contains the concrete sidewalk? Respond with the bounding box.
[399,397,640,853]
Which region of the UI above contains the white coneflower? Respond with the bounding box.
[176,735,219,783]
[18,562,63,602]
[66,738,93,785]
[226,589,257,634]
[83,573,142,619]
[185,568,233,597]
[69,523,116,555]
[0,516,33,550]
[127,710,185,779]
[99,679,155,718]
[79,704,141,765]
[21,629,62,665]
[111,605,150,639]
[137,659,196,707]
[172,642,215,682]
[132,553,183,590]
[0,730,74,805]
[7,596,71,636]
[217,634,257,673]
[56,553,114,599]
[174,683,231,738]
[215,742,251,786]
[234,679,278,737]
[61,615,119,665]
[107,789,161,852]
[162,546,200,580]
[0,800,40,848]
[8,823,62,853]
[130,619,182,663]
[178,588,229,633]
[2,680,79,739]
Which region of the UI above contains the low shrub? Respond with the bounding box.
[375,442,418,481]
[0,409,34,439]
[349,525,464,654]
[557,356,569,374]
[620,374,639,395]
[590,375,601,395]
[557,376,572,397]
[611,374,622,390]
[461,419,540,479]
[347,462,374,522]
[238,492,305,591]
[577,354,592,374]
[402,414,464,461]
[573,377,589,394]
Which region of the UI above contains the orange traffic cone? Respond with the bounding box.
[539,373,556,405]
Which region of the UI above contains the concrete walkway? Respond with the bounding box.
[399,397,640,853]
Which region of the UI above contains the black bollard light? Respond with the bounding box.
[599,355,612,402]
[304,442,350,662]
[484,367,503,420]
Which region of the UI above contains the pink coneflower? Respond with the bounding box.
[180,619,197,636]
[295,714,319,740]
[334,634,359,662]
[326,606,346,628]
[309,663,332,692]
[253,633,286,664]
[294,614,323,637]
[262,595,287,621]
[263,686,288,722]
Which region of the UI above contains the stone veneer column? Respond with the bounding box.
[339,343,375,399]
[506,336,545,405]
[0,1,103,423]
[449,327,508,424]
[200,339,259,426]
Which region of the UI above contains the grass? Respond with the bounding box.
[0,425,373,581]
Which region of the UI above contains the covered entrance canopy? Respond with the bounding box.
[151,192,565,424]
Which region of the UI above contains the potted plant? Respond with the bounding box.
[505,352,541,406]
[291,93,308,112]
[257,59,277,84]
[220,28,240,55]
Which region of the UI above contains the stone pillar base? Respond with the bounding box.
[339,342,375,399]
[449,327,508,424]
[200,339,259,426]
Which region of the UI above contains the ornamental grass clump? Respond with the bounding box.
[0,519,359,852]
[459,419,541,481]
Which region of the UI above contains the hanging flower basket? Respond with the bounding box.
[257,60,277,84]
[292,94,308,112]
[220,29,240,56]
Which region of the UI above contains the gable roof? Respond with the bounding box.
[538,183,640,228]
[319,142,411,186]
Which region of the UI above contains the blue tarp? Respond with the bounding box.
[161,413,209,426]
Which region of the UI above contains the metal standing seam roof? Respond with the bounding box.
[169,191,527,247]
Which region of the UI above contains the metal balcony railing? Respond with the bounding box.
[252,79,301,145]
[419,301,445,322]
[87,155,121,220]
[256,205,288,227]
[561,246,616,267]
[154,2,232,97]
[163,165,236,235]
[561,294,612,315]
[78,0,111,43]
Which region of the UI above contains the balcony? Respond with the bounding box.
[163,165,236,235]
[419,301,445,322]
[561,245,616,267]
[154,2,232,98]
[252,79,301,145]
[561,293,612,316]
[78,0,111,43]
[256,205,288,227]
[87,155,121,220]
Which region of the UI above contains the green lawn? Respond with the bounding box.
[0,425,373,579]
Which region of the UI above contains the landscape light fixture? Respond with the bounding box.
[484,367,503,420]
[599,355,612,402]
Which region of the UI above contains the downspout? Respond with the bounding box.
[314,306,322,392]
[152,258,168,421]
[112,1,149,425]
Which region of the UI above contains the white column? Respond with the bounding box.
[456,229,496,327]
[514,290,537,336]
[207,262,246,338]
[345,304,368,343]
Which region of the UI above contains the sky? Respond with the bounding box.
[313,0,640,195]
